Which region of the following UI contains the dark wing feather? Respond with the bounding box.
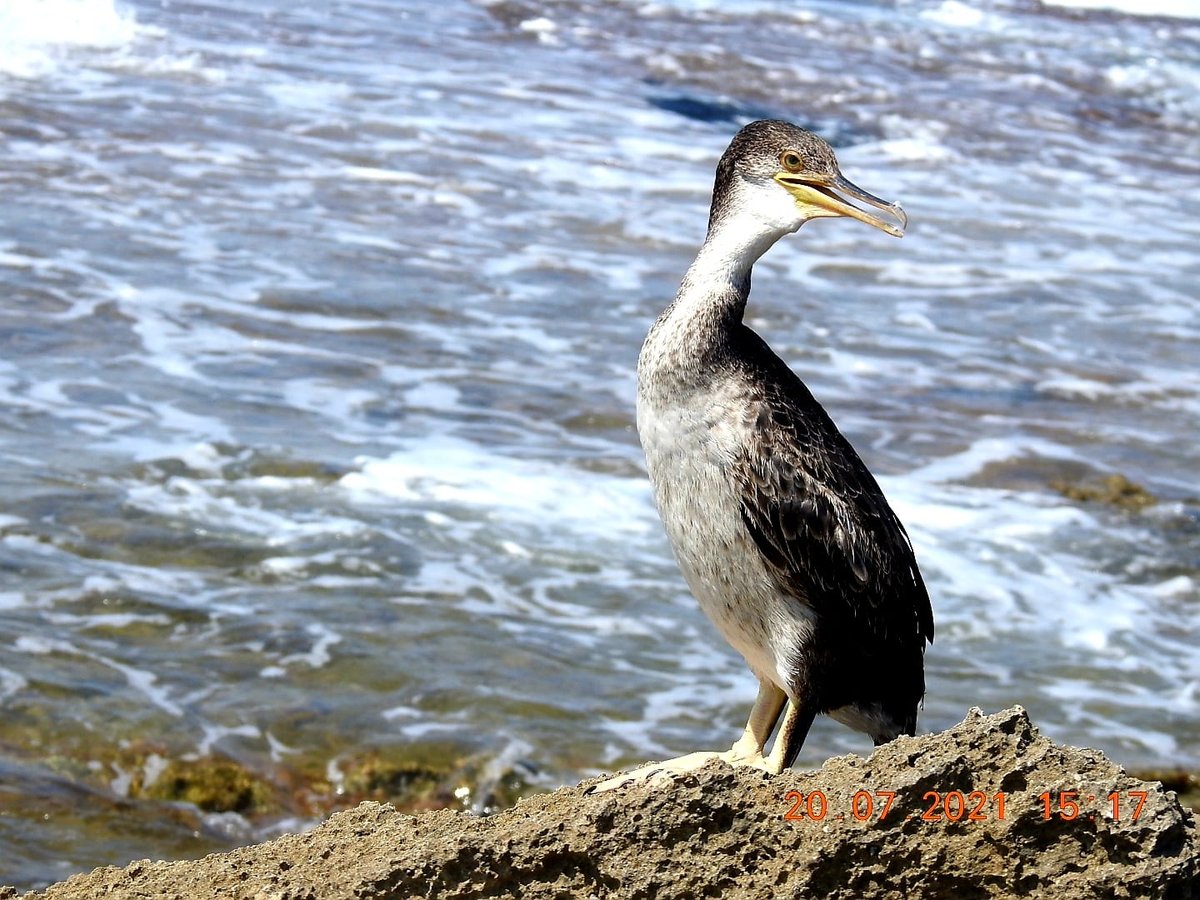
[731,334,934,649]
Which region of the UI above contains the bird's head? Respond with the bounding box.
[709,120,907,240]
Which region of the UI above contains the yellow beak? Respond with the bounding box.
[774,171,907,237]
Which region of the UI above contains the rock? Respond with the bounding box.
[1051,472,1158,511]
[12,707,1200,899]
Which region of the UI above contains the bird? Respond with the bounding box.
[597,120,934,789]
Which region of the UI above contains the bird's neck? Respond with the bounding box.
[649,212,785,357]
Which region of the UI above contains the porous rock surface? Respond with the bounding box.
[9,707,1199,899]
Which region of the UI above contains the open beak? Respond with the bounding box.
[774,171,907,238]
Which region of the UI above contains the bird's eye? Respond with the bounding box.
[780,151,804,172]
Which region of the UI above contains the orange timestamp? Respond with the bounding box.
[783,789,1150,823]
[784,789,1007,823]
[1038,790,1148,822]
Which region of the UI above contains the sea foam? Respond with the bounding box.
[0,0,142,79]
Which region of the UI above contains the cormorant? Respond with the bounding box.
[600,120,934,788]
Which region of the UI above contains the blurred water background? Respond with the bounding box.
[1,0,1198,889]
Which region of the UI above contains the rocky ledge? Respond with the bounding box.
[7,707,1199,899]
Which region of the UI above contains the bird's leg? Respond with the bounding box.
[588,679,787,793]
[765,699,816,774]
[724,679,787,767]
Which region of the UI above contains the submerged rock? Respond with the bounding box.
[1052,472,1158,511]
[138,755,275,815]
[11,707,1199,899]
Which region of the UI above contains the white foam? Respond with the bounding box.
[99,654,184,717]
[261,79,353,111]
[599,665,749,762]
[918,1,1006,29]
[1104,58,1200,121]
[403,380,461,411]
[0,666,28,700]
[379,702,426,722]
[1040,681,1183,757]
[122,476,367,545]
[265,732,298,763]
[279,623,342,669]
[465,736,541,813]
[75,565,208,605]
[118,50,224,82]
[0,591,26,610]
[140,753,170,790]
[46,611,172,630]
[1035,376,1117,401]
[0,0,141,78]
[500,540,532,558]
[518,16,558,44]
[1149,575,1195,597]
[905,437,1082,484]
[894,310,938,332]
[15,634,186,716]
[172,442,228,474]
[1046,0,1200,17]
[14,634,64,654]
[196,722,262,757]
[0,249,39,268]
[393,719,472,740]
[343,166,427,184]
[109,762,134,797]
[257,556,308,576]
[340,438,656,542]
[877,137,956,164]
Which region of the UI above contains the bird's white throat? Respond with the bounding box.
[678,200,799,310]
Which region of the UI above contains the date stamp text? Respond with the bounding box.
[782,789,1149,823]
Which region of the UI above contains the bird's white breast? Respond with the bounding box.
[636,373,815,694]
